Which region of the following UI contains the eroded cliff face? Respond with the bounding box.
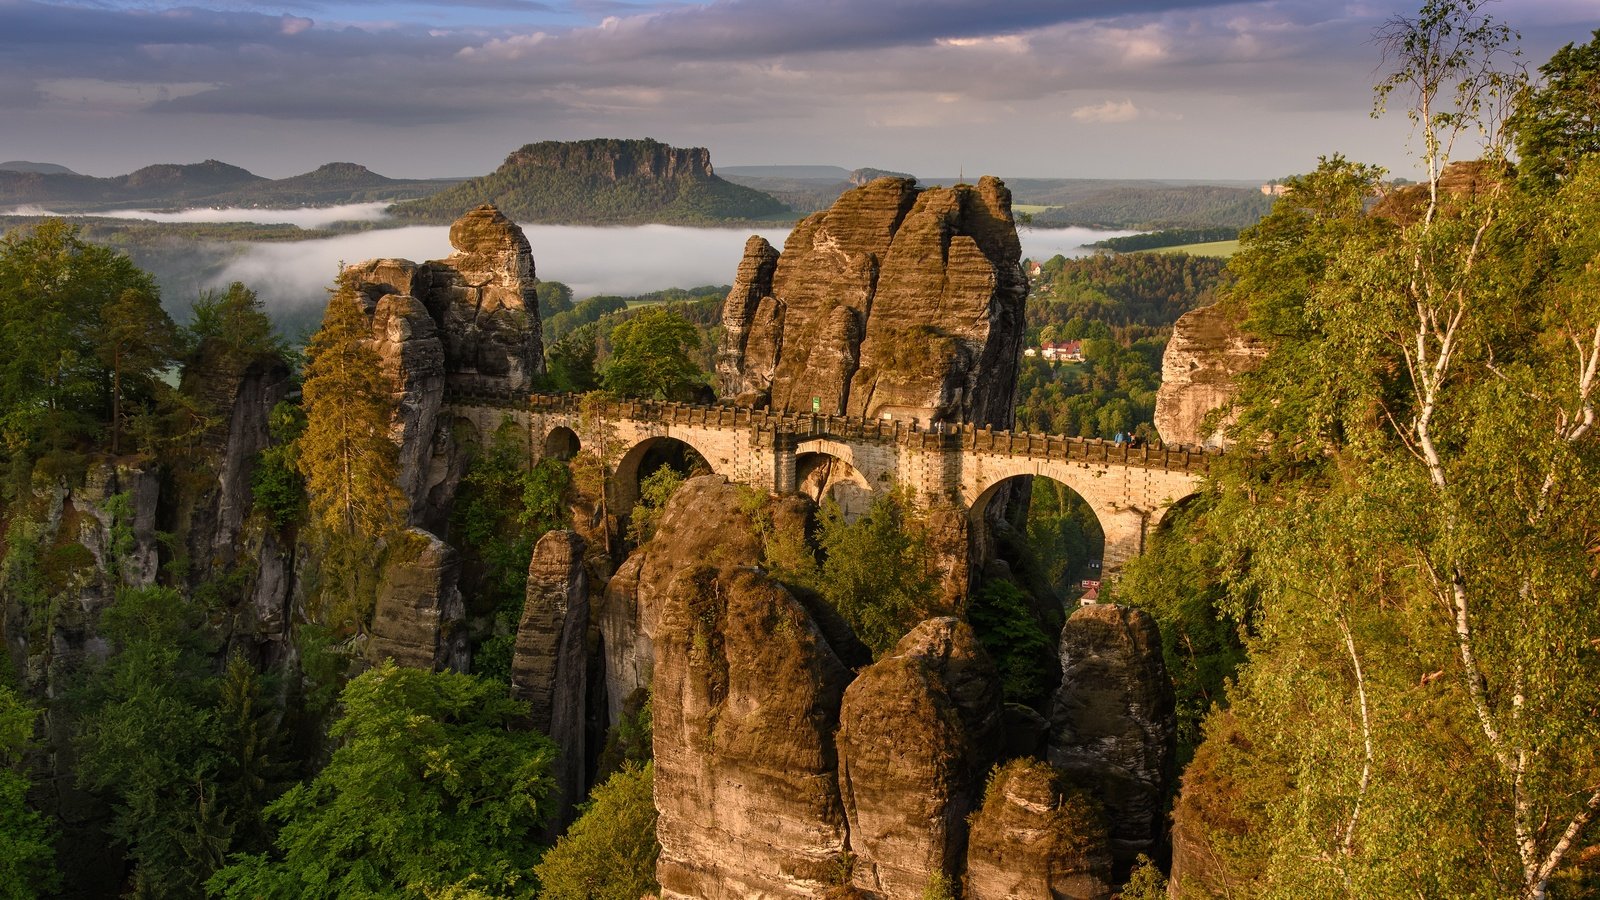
[1152,302,1266,449]
[964,759,1114,900]
[837,617,1002,897]
[344,205,542,529]
[511,530,589,831]
[717,176,1026,426]
[653,565,852,898]
[1048,604,1177,870]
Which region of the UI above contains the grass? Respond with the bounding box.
[1143,239,1240,258]
[1012,204,1057,215]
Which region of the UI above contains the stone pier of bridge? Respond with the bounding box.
[445,386,1212,577]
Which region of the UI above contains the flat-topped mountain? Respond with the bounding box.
[389,137,791,225]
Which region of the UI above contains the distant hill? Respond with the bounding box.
[719,165,852,180]
[0,160,456,211]
[719,166,918,214]
[1026,184,1274,229]
[389,138,793,225]
[0,161,77,176]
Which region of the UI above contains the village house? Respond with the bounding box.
[1023,339,1084,362]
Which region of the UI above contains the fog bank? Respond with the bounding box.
[215,220,1122,320]
[5,202,395,229]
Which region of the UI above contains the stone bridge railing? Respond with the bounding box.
[443,378,1220,475]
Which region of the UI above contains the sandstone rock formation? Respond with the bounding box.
[653,565,851,898]
[510,530,589,828]
[1048,604,1176,869]
[366,528,468,672]
[717,176,1026,426]
[346,204,541,392]
[595,475,801,723]
[1152,302,1266,449]
[836,617,1003,897]
[343,204,542,525]
[964,759,1114,900]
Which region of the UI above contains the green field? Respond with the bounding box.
[1012,204,1056,215]
[1144,239,1240,258]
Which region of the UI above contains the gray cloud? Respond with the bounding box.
[1,1,1591,179]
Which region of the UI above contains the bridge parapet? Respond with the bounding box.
[442,380,1220,477]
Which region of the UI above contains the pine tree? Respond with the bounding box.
[297,283,402,541]
[296,281,404,629]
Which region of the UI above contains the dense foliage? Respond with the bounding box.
[210,663,558,899]
[811,492,936,656]
[0,682,56,898]
[74,587,289,898]
[1016,253,1227,442]
[532,763,659,900]
[1120,8,1600,895]
[296,281,405,631]
[0,220,177,463]
[452,420,572,682]
[601,306,708,402]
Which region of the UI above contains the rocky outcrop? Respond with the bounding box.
[653,565,851,898]
[717,176,1026,426]
[964,759,1114,900]
[595,475,793,723]
[716,235,781,404]
[1153,303,1266,449]
[424,205,542,389]
[510,530,589,829]
[1048,604,1176,870]
[343,205,542,529]
[366,529,468,672]
[836,617,1002,897]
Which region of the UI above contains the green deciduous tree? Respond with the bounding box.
[1161,7,1600,897]
[209,663,559,899]
[601,306,705,401]
[0,220,171,456]
[532,763,659,900]
[1513,29,1600,189]
[812,492,935,656]
[0,683,58,899]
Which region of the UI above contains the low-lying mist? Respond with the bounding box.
[10,203,1127,332]
[5,202,394,229]
[211,218,1124,324]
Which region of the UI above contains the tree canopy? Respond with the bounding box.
[600,305,706,402]
[210,663,559,899]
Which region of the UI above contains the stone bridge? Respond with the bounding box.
[446,380,1214,575]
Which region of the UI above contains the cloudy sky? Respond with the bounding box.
[1,0,1592,181]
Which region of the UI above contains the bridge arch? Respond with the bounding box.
[968,473,1108,598]
[542,425,580,461]
[794,438,881,522]
[964,458,1158,577]
[612,434,715,519]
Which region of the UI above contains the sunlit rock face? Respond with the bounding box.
[836,617,1003,897]
[717,175,1026,427]
[652,565,852,898]
[1153,301,1265,449]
